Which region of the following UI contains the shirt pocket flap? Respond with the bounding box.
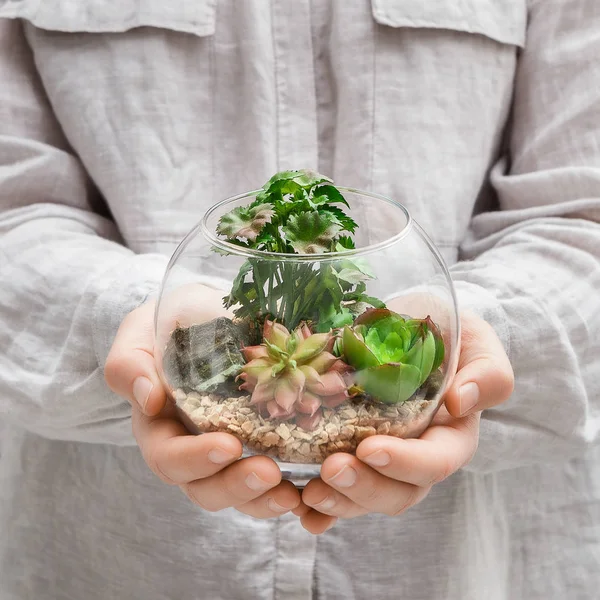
[371,0,527,47]
[0,0,216,36]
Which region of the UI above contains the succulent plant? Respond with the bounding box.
[341,309,445,404]
[237,320,351,429]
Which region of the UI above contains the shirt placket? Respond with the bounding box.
[273,512,319,600]
[271,1,319,599]
[271,0,319,171]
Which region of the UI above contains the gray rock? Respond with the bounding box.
[163,317,249,394]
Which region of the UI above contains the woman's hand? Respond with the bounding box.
[104,293,301,519]
[296,310,514,534]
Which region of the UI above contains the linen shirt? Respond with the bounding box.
[1,1,599,598]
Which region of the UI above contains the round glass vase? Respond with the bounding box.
[154,188,460,487]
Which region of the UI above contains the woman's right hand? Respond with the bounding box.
[104,293,302,519]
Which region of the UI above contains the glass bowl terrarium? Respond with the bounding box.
[155,170,459,485]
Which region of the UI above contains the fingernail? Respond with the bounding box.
[267,498,291,513]
[245,472,271,492]
[133,376,153,411]
[459,382,480,415]
[314,496,336,511]
[207,448,237,465]
[362,450,391,468]
[327,465,357,488]
[324,521,337,532]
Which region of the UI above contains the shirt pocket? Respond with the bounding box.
[0,0,218,248]
[367,0,527,251]
[371,0,526,47]
[0,0,216,36]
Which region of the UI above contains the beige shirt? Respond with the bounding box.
[0,1,599,598]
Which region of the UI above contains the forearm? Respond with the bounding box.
[446,0,600,472]
[0,19,165,444]
[0,204,169,444]
[452,215,600,472]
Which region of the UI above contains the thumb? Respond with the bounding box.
[444,310,514,418]
[104,300,167,416]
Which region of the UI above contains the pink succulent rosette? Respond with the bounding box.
[237,320,351,429]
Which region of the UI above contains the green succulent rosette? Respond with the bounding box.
[341,308,445,404]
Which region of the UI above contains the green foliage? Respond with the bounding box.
[341,309,445,404]
[216,169,384,330]
[218,169,357,254]
[216,204,274,242]
[283,211,341,254]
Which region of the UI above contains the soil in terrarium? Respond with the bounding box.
[161,170,446,463]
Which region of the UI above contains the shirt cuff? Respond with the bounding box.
[91,252,170,368]
[452,279,512,357]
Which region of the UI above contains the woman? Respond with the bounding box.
[0,1,598,598]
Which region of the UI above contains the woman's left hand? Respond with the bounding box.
[295,311,514,534]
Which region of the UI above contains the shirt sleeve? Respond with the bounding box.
[452,0,600,472]
[0,19,169,445]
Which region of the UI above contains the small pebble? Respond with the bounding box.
[177,391,432,464]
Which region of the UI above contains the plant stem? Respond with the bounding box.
[267,274,276,315]
[251,261,268,314]
[288,266,309,328]
[291,289,322,329]
[291,291,306,328]
[286,264,319,329]
[274,267,283,286]
[273,263,285,321]
[283,264,296,326]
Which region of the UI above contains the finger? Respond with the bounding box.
[182,455,283,512]
[132,404,243,484]
[236,480,301,519]
[315,453,430,517]
[356,413,480,487]
[445,311,514,418]
[105,301,167,416]
[292,499,311,518]
[299,508,338,535]
[302,478,369,519]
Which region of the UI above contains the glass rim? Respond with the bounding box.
[198,187,414,262]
